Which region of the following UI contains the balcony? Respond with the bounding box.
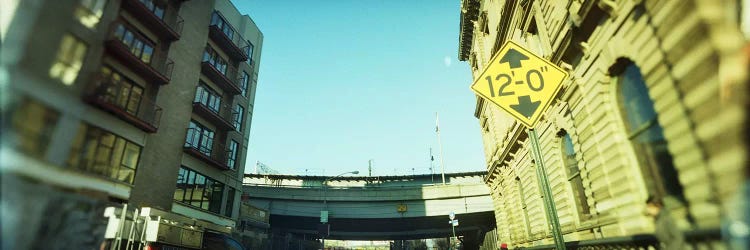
[104,23,174,85]
[192,101,236,131]
[121,0,184,41]
[200,59,243,95]
[183,130,232,170]
[208,22,249,62]
[83,73,162,133]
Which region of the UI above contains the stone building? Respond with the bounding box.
[1,0,262,248]
[459,0,748,248]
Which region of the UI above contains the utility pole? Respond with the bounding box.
[368,159,373,177]
[429,147,434,183]
[436,112,446,185]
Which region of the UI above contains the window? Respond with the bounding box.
[203,46,228,75]
[559,130,590,217]
[225,187,235,217]
[9,98,60,157]
[113,23,155,64]
[174,167,226,214]
[185,121,214,156]
[246,42,254,60]
[516,176,533,238]
[100,66,144,115]
[612,59,685,201]
[211,12,234,40]
[194,83,222,113]
[227,140,238,169]
[232,105,244,131]
[76,0,107,28]
[49,34,87,85]
[139,0,165,19]
[67,124,141,184]
[240,72,250,97]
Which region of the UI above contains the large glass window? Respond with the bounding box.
[194,83,222,113]
[185,121,214,156]
[203,46,228,75]
[614,60,685,200]
[100,66,144,115]
[139,0,165,19]
[227,140,238,170]
[211,12,234,40]
[49,34,88,85]
[175,167,225,214]
[232,105,244,131]
[76,0,107,28]
[10,98,60,157]
[559,130,590,218]
[113,23,155,64]
[67,124,141,184]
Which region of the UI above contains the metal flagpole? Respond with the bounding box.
[436,112,446,185]
[528,129,566,250]
[429,147,435,183]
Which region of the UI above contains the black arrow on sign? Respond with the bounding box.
[499,48,529,69]
[510,95,541,119]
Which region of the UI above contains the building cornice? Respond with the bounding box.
[458,0,481,61]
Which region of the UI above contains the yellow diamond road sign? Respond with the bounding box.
[470,41,568,128]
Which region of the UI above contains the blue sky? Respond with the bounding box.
[235,1,485,176]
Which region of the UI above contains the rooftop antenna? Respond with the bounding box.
[436,112,447,185]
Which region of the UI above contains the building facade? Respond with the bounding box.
[459,0,748,248]
[1,0,262,248]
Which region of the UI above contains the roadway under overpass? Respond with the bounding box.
[243,171,496,247]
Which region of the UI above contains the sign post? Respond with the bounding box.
[448,212,458,250]
[470,41,568,250]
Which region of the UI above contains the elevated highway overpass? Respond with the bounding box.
[242,171,496,246]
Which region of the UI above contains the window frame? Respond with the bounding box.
[67,124,141,184]
[203,46,228,76]
[175,166,226,214]
[610,58,686,203]
[49,34,88,85]
[227,140,239,170]
[194,82,222,113]
[557,130,591,219]
[185,120,215,156]
[240,72,250,97]
[101,66,145,115]
[232,105,244,131]
[114,23,156,64]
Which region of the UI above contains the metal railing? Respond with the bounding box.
[193,100,238,129]
[106,22,175,82]
[125,0,184,37]
[209,11,251,60]
[184,128,232,169]
[201,53,243,93]
[85,73,162,129]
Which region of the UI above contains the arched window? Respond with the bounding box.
[611,58,685,201]
[558,130,590,217]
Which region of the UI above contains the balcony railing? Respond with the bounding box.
[208,17,250,61]
[121,0,183,41]
[104,22,174,85]
[200,58,243,95]
[183,129,232,170]
[192,101,236,131]
[83,73,162,133]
